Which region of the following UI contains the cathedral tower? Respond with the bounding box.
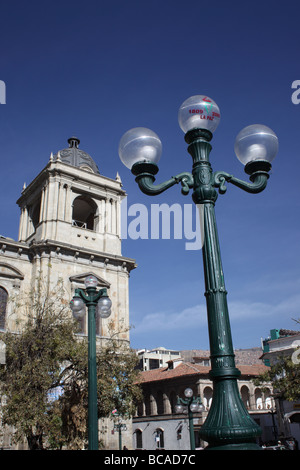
[0,137,136,341]
[0,137,137,449]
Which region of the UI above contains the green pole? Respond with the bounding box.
[72,285,110,450]
[188,406,196,451]
[186,129,262,450]
[86,293,98,450]
[119,426,122,450]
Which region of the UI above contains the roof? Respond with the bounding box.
[137,362,269,384]
[53,137,100,174]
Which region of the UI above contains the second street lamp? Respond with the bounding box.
[112,414,127,450]
[175,388,204,450]
[70,274,112,450]
[119,95,278,450]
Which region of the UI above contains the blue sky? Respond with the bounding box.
[1,0,300,351]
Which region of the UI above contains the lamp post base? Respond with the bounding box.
[199,373,262,450]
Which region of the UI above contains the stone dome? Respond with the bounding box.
[53,137,100,174]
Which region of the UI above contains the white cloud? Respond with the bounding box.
[132,292,300,334]
[132,304,207,334]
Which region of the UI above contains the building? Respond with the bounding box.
[133,359,275,450]
[137,347,181,371]
[261,328,300,445]
[0,137,136,449]
[180,347,263,366]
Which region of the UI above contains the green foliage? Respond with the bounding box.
[58,322,142,450]
[0,278,141,450]
[254,352,300,402]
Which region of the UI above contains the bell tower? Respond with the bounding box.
[0,137,136,449]
[0,136,136,341]
[17,137,124,256]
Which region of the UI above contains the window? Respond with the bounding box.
[135,429,143,449]
[241,386,250,409]
[155,428,164,448]
[264,388,273,409]
[73,307,104,336]
[0,287,8,330]
[30,196,42,230]
[77,312,86,335]
[255,388,263,410]
[203,386,213,410]
[72,195,97,230]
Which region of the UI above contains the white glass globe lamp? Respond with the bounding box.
[70,296,85,320]
[178,95,221,134]
[184,387,194,398]
[84,275,98,288]
[175,404,184,413]
[190,402,200,413]
[234,124,278,165]
[119,127,162,169]
[97,296,112,319]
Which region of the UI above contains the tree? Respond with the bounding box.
[0,278,141,450]
[254,318,300,404]
[254,320,300,402]
[58,323,142,450]
[254,354,300,402]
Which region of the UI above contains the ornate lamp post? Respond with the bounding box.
[175,387,204,450]
[114,421,127,450]
[118,95,278,450]
[70,274,112,450]
[112,410,127,450]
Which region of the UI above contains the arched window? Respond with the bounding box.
[135,429,143,449]
[264,388,273,409]
[72,195,98,230]
[155,428,164,448]
[203,386,213,410]
[241,385,250,409]
[255,388,263,410]
[0,287,8,330]
[31,196,42,229]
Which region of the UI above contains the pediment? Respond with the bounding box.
[0,263,24,280]
[69,272,110,288]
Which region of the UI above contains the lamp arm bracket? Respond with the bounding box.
[75,287,107,303]
[213,170,270,195]
[177,396,188,406]
[135,170,194,196]
[173,172,194,195]
[75,288,88,302]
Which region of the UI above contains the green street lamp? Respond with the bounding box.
[175,387,204,450]
[70,274,112,450]
[114,421,127,450]
[112,410,127,450]
[118,95,278,450]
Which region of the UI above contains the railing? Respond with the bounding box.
[72,219,87,229]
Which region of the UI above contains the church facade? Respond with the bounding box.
[0,137,136,449]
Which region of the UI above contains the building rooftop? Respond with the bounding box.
[53,137,100,174]
[137,361,269,384]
